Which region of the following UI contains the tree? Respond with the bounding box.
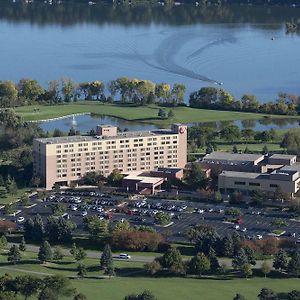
[144,260,162,275]
[70,243,78,260]
[258,288,278,300]
[261,261,271,278]
[158,108,166,119]
[75,247,86,262]
[288,290,300,300]
[18,79,44,102]
[0,81,18,107]
[41,275,75,299]
[288,252,300,277]
[154,212,171,226]
[273,249,288,273]
[188,252,210,276]
[15,275,41,300]
[38,241,53,263]
[232,249,248,270]
[20,194,30,207]
[208,247,220,273]
[19,237,26,252]
[233,294,247,300]
[171,83,186,104]
[62,78,75,102]
[24,215,45,242]
[53,246,64,261]
[221,235,234,257]
[107,169,124,186]
[168,110,174,119]
[77,263,87,277]
[73,293,88,300]
[212,191,222,203]
[0,235,7,249]
[100,244,113,271]
[38,288,57,300]
[159,247,185,275]
[262,145,269,155]
[7,245,21,264]
[45,217,76,243]
[124,290,157,300]
[53,128,63,137]
[232,145,238,153]
[51,203,66,216]
[84,216,109,241]
[220,125,241,142]
[242,263,252,279]
[244,246,256,266]
[184,162,208,190]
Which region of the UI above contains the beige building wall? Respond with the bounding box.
[218,171,300,197]
[33,124,187,190]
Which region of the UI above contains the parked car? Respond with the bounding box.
[81,211,88,217]
[118,253,131,259]
[17,216,25,223]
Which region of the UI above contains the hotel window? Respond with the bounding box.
[56,145,61,149]
[249,182,260,186]
[270,184,278,188]
[234,181,246,186]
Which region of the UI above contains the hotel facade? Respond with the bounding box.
[33,124,187,190]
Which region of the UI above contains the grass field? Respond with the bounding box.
[0,250,298,300]
[13,102,296,125]
[0,187,30,206]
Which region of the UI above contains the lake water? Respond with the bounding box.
[0,1,300,102]
[38,114,300,133]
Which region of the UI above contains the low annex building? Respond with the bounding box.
[213,152,300,198]
[33,124,187,190]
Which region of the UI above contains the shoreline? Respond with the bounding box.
[26,112,91,123]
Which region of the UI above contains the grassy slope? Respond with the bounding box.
[14,102,295,125]
[0,251,298,300]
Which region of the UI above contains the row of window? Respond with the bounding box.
[234,181,278,188]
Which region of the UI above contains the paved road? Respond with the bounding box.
[7,243,272,268]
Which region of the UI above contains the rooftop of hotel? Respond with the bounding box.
[269,154,297,160]
[35,128,178,145]
[203,152,264,163]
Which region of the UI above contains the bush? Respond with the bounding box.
[111,229,164,251]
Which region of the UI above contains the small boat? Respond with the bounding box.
[271,37,275,40]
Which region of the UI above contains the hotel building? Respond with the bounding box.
[33,124,187,190]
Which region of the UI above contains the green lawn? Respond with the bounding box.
[0,250,298,300]
[0,188,31,206]
[14,102,296,125]
[215,143,283,153]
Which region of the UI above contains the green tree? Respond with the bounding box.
[273,249,288,272]
[221,235,234,257]
[75,247,86,262]
[100,244,113,271]
[38,288,57,300]
[7,245,21,264]
[184,162,208,190]
[38,241,53,263]
[53,246,64,261]
[171,83,186,104]
[158,108,167,119]
[261,261,271,278]
[124,290,157,300]
[220,125,241,142]
[84,216,109,241]
[70,243,78,260]
[77,263,87,277]
[41,275,75,299]
[19,237,26,252]
[51,203,66,216]
[0,81,18,107]
[107,169,124,186]
[242,263,252,279]
[232,145,238,153]
[45,216,76,243]
[62,78,75,102]
[15,275,41,300]
[18,79,44,102]
[288,290,300,300]
[262,145,269,155]
[159,247,185,275]
[258,288,278,300]
[20,194,30,207]
[188,252,210,276]
[232,249,248,270]
[154,212,171,226]
[144,260,162,275]
[73,293,88,300]
[244,246,256,266]
[233,294,247,300]
[288,252,300,277]
[0,235,7,249]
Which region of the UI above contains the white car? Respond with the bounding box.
[198,209,205,214]
[240,227,247,232]
[234,225,240,230]
[71,205,78,211]
[81,211,88,217]
[17,216,25,223]
[256,234,263,240]
[118,253,131,259]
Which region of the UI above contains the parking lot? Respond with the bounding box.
[2,190,300,243]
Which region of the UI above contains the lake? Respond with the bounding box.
[0,1,300,102]
[38,113,300,133]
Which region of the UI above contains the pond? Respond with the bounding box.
[37,114,300,133]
